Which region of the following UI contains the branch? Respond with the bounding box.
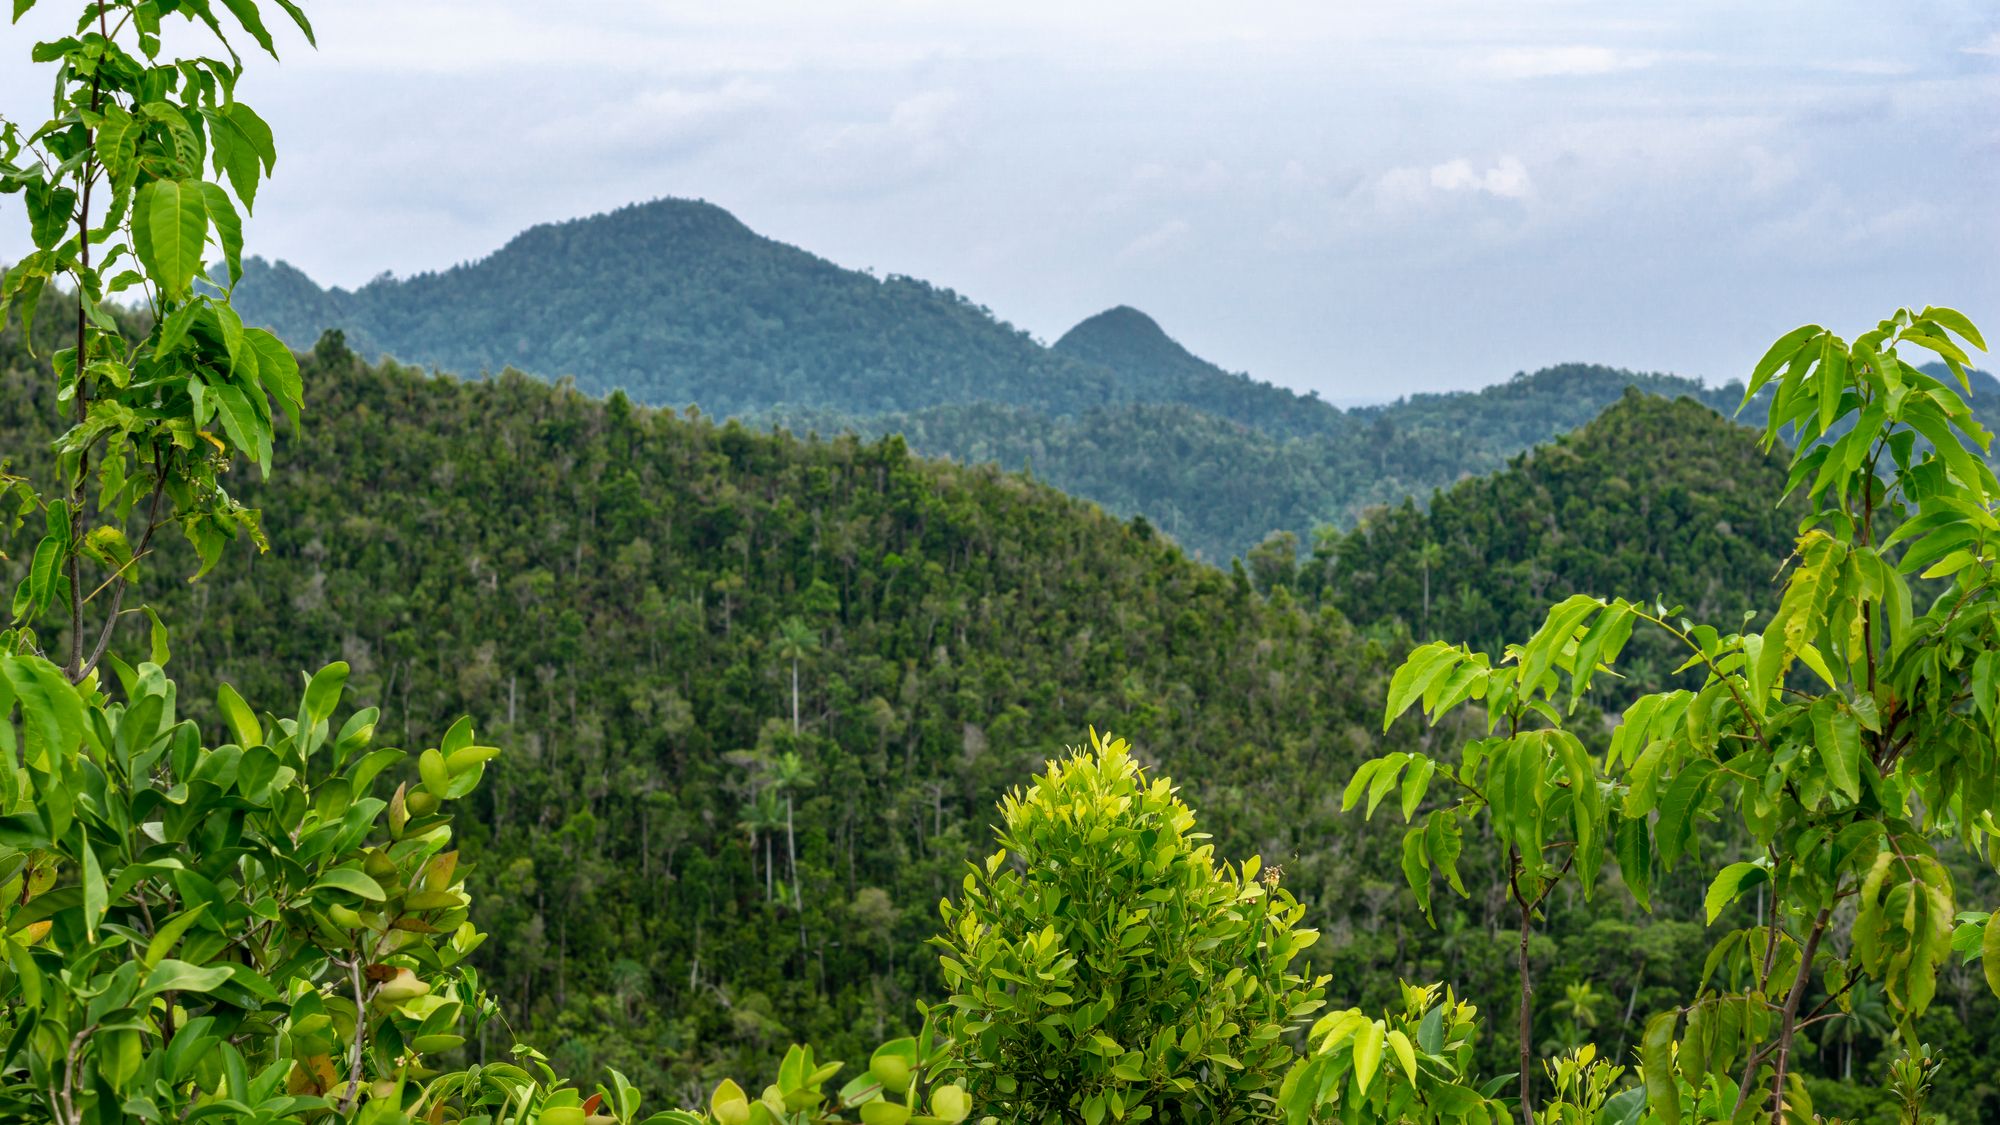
[78,465,167,680]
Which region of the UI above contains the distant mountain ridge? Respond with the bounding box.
[233,196,1804,559]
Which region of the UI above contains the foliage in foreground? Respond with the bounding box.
[1352,305,1998,1124]
[936,733,1325,1124]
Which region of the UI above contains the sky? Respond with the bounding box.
[3,1,1998,401]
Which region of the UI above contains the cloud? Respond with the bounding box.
[1116,218,1192,262]
[805,90,966,191]
[1966,32,2000,57]
[1485,46,1659,79]
[1375,156,1534,209]
[528,78,777,151]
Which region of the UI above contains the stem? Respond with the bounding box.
[1769,906,1833,1119]
[1509,846,1536,1125]
[63,6,113,684]
[340,957,370,1113]
[79,467,168,679]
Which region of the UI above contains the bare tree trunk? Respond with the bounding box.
[1769,907,1833,1119]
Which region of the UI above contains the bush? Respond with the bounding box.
[933,731,1325,1124]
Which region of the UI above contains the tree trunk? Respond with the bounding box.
[787,793,801,911]
[1769,907,1834,1119]
[1513,848,1537,1125]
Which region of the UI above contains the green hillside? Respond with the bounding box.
[762,364,1746,560]
[230,200,1768,561]
[1310,390,1807,686]
[8,318,1996,1113]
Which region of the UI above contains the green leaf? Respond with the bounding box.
[198,181,244,287]
[217,0,276,55]
[208,382,268,472]
[1921,305,1987,352]
[80,824,106,940]
[1655,759,1716,869]
[1614,814,1653,912]
[310,867,386,902]
[131,179,209,300]
[1399,755,1435,821]
[1745,324,1822,405]
[1984,912,2000,1001]
[245,328,302,432]
[1351,1020,1383,1094]
[142,959,235,997]
[1385,1029,1416,1083]
[1812,700,1862,802]
[1383,643,1458,731]
[3,654,87,765]
[217,682,262,747]
[144,902,210,968]
[1704,861,1769,924]
[1642,1011,1681,1125]
[270,0,314,45]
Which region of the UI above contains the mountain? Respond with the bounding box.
[1309,389,1807,687]
[7,319,1996,1112]
[231,199,1766,561]
[231,198,1129,417]
[760,364,1745,560]
[1051,305,1344,439]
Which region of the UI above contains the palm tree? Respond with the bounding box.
[736,788,784,902]
[772,750,816,912]
[1417,540,1444,636]
[1829,978,1894,1080]
[773,617,820,734]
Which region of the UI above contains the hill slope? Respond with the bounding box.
[232,199,1764,560]
[1312,390,1806,681]
[763,364,1745,559]
[7,321,1995,1111]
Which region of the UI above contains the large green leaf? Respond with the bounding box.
[142,959,236,997]
[310,867,386,902]
[1641,1011,1681,1125]
[132,178,209,300]
[1703,861,1769,924]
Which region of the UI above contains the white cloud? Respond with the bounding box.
[527,78,777,149]
[1485,46,1659,79]
[1964,32,2000,57]
[1375,156,1534,209]
[1116,219,1192,262]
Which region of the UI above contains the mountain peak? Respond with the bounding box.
[1054,306,1190,367]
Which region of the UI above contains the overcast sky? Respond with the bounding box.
[4,1,1997,400]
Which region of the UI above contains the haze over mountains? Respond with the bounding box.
[229,195,1938,560]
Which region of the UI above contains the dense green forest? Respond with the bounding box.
[229,201,1779,561]
[758,365,1748,561]
[12,7,2000,1125]
[1312,391,1807,678]
[7,314,1997,1119]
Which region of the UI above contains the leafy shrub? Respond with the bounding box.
[933,731,1325,1124]
[1277,982,1512,1124]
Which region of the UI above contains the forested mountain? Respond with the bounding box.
[230,198,1766,560]
[1312,390,1806,665]
[6,318,1995,1118]
[229,199,1125,416]
[1050,306,1341,439]
[762,365,1748,559]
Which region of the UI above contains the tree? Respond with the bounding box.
[772,749,814,913]
[1417,540,1443,636]
[0,6,819,1123]
[934,731,1327,1125]
[1361,305,1997,1124]
[773,617,818,735]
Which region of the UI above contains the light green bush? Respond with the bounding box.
[934,731,1325,1124]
